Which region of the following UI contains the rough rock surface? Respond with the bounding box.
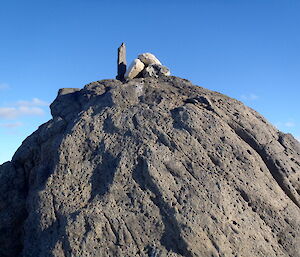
[138,53,162,65]
[142,64,171,78]
[125,58,145,79]
[0,76,300,257]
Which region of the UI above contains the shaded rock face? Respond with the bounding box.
[0,76,300,257]
[142,64,171,78]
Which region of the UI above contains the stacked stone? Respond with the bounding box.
[125,53,170,79]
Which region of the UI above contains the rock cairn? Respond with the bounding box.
[125,53,170,79]
[116,43,170,80]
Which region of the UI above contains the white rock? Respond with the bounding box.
[125,59,145,79]
[138,53,162,66]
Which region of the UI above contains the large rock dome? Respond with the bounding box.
[1,76,299,257]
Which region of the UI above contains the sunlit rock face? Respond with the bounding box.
[1,76,300,257]
[138,52,162,65]
[124,58,145,79]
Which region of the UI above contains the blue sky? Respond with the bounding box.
[1,0,300,164]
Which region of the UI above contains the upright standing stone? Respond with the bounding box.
[116,43,127,80]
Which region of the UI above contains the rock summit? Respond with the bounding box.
[0,76,300,257]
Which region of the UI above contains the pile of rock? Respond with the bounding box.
[125,53,170,79]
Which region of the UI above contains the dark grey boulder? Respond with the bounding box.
[0,76,299,257]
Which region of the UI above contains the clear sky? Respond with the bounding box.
[1,0,300,164]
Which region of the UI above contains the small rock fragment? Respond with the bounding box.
[125,59,145,79]
[138,53,162,66]
[142,64,170,78]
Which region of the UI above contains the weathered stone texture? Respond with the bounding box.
[0,76,300,257]
[142,64,171,78]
